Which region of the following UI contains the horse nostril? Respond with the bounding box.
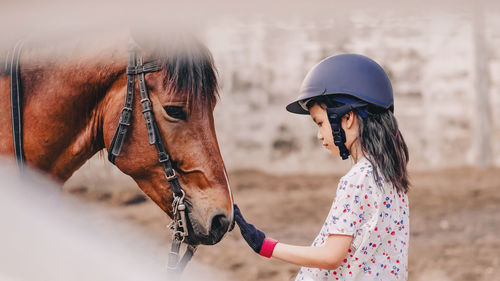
[210,214,230,241]
[188,213,231,245]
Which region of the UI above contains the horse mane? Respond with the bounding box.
[139,34,219,111]
[164,43,219,110]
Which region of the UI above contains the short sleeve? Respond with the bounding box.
[324,171,375,241]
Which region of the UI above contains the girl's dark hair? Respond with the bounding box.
[307,98,410,193]
[357,109,410,193]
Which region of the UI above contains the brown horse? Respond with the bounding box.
[0,31,233,246]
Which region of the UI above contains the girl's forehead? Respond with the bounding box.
[309,103,325,115]
[308,103,326,121]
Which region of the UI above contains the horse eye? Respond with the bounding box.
[163,106,186,120]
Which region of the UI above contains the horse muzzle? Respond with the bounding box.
[183,203,231,245]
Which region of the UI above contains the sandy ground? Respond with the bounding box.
[67,167,500,281]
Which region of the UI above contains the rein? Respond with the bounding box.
[9,40,25,172]
[9,42,197,278]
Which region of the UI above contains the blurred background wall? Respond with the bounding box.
[63,10,500,190]
[207,12,500,173]
[1,1,497,184]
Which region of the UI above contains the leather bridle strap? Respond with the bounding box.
[108,44,184,197]
[10,41,25,172]
[108,49,163,164]
[127,60,162,75]
[135,54,183,196]
[107,45,194,277]
[108,47,137,164]
[168,240,197,276]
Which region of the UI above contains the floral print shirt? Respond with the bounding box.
[295,157,409,281]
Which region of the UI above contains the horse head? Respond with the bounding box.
[101,37,233,246]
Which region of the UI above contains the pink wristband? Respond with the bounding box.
[259,237,279,258]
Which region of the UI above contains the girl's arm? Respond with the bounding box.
[272,235,353,270]
[233,204,353,270]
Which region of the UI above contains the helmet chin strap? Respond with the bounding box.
[326,102,367,160]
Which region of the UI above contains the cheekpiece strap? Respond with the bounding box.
[108,50,137,163]
[107,49,163,163]
[106,44,193,278]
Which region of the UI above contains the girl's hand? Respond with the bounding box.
[234,204,353,269]
[272,235,353,270]
[233,204,278,258]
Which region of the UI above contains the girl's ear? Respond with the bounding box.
[344,111,356,129]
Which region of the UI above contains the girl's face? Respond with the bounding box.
[309,103,362,160]
[309,104,339,156]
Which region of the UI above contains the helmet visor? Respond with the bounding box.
[298,98,314,112]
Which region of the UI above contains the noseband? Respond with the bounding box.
[107,44,196,277]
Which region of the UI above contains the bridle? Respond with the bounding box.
[9,40,25,172]
[9,41,197,278]
[107,43,197,277]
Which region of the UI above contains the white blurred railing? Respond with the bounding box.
[0,159,230,281]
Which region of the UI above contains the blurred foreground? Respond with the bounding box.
[0,159,231,281]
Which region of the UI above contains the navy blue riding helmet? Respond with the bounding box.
[286,54,394,160]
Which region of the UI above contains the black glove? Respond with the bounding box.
[233,204,278,258]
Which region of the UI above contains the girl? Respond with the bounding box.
[233,54,410,280]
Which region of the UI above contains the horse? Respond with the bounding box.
[0,31,234,252]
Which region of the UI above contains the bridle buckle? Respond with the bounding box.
[166,169,177,181]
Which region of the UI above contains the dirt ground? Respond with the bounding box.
[68,167,500,281]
